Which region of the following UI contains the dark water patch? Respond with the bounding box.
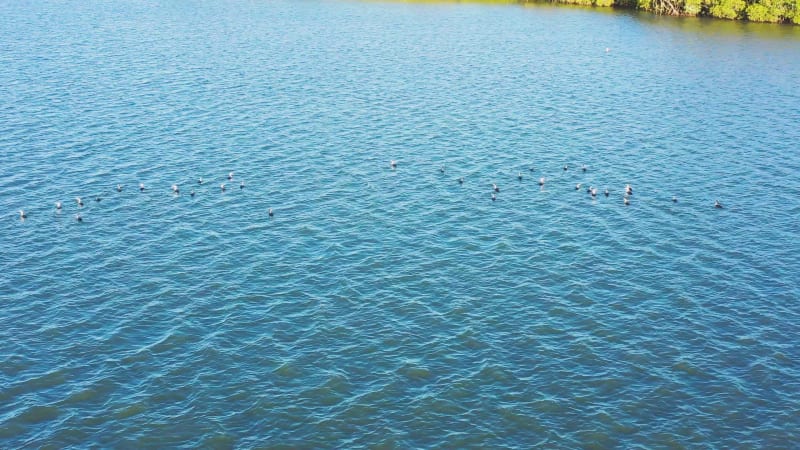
[12,405,60,424]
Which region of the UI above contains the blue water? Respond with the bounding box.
[2,0,800,447]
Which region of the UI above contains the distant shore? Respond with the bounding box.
[545,0,798,24]
[396,0,800,24]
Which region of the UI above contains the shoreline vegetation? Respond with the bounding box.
[393,0,800,24]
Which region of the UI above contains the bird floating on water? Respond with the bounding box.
[604,188,609,197]
[591,188,597,197]
[190,190,195,197]
[493,183,500,193]
[575,183,582,191]
[518,172,523,181]
[672,196,678,203]
[172,184,179,194]
[228,172,234,181]
[582,165,587,172]
[56,201,62,210]
[715,200,723,208]
[268,208,274,217]
[491,193,496,202]
[390,160,397,169]
[117,184,122,192]
[76,197,83,207]
[539,177,545,186]
[198,177,203,185]
[95,197,101,202]
[220,183,226,192]
[563,164,568,171]
[139,183,145,192]
[75,213,83,222]
[439,166,445,173]
[19,210,27,219]
[240,180,245,189]
[458,177,464,185]
[625,184,633,195]
[624,196,630,206]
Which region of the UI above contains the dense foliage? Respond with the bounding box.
[535,0,800,22]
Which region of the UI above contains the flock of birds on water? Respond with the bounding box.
[14,162,725,222]
[15,171,272,223]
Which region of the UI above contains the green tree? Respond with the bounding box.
[683,0,704,14]
[746,3,780,21]
[708,0,746,18]
[750,0,794,21]
[638,0,683,13]
[787,0,800,22]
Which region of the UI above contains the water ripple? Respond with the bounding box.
[1,0,800,447]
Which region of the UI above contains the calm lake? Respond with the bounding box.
[1,0,799,447]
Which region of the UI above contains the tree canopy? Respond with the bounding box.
[525,0,800,23]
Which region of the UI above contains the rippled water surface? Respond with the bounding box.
[2,0,800,447]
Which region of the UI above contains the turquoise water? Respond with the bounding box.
[2,0,800,447]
